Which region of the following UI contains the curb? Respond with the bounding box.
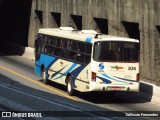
[139,81,160,105]
[22,47,35,60]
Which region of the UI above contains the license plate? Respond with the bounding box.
[107,87,121,90]
[112,87,120,90]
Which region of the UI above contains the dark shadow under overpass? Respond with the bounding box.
[0,0,32,56]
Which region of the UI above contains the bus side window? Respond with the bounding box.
[70,41,77,51]
[84,43,92,64]
[62,39,69,49]
[61,39,68,58]
[51,37,57,46]
[69,51,76,60]
[76,53,84,63]
[68,41,77,60]
[46,37,50,45]
[54,48,60,56]
[57,37,62,48]
[61,50,69,58]
[75,42,85,63]
[43,45,48,53]
[48,46,55,55]
[85,55,91,64]
[35,35,41,61]
[86,43,92,54]
[78,42,85,53]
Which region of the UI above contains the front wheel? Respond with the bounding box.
[42,68,48,84]
[67,76,74,96]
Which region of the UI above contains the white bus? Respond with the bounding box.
[35,27,140,95]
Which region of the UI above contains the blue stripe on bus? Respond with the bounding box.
[46,56,57,69]
[65,63,77,74]
[51,65,67,79]
[71,65,85,77]
[35,65,41,76]
[101,74,127,84]
[41,54,57,69]
[53,63,77,80]
[85,37,92,43]
[114,76,137,82]
[96,76,112,83]
[71,65,85,83]
[35,54,58,76]
[65,65,86,88]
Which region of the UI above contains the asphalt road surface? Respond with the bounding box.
[0,52,160,120]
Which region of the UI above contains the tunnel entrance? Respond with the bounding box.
[0,0,32,55]
[121,21,140,62]
[155,26,160,66]
[51,12,61,27]
[35,10,43,27]
[121,21,140,40]
[155,25,160,85]
[93,18,108,34]
[157,26,160,33]
[70,15,82,30]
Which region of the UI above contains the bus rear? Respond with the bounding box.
[90,40,139,92]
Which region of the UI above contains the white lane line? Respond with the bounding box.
[0,83,111,120]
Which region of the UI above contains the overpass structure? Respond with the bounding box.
[0,0,160,87]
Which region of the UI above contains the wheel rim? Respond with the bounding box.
[42,71,46,79]
[68,82,71,93]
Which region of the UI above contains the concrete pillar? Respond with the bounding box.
[60,1,70,27]
[61,13,70,27]
[28,0,44,47]
[83,6,94,30]
[43,0,55,28]
[154,26,160,86]
[139,1,156,83]
[28,0,37,47]
[108,20,129,38]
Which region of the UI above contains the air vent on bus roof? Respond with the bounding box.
[59,27,74,31]
[81,30,97,34]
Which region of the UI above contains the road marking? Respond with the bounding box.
[1,84,110,120]
[0,65,78,101]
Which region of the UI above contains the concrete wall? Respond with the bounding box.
[28,0,160,86]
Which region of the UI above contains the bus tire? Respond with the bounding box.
[42,68,48,84]
[107,92,115,97]
[67,76,74,96]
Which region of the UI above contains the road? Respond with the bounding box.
[0,52,160,120]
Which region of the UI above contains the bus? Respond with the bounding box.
[35,27,140,96]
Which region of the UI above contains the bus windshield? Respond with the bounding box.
[93,41,139,62]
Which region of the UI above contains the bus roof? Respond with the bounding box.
[38,28,139,43]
